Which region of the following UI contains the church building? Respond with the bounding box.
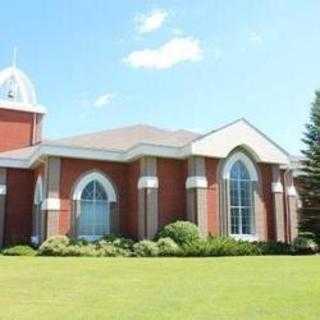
[0,65,298,247]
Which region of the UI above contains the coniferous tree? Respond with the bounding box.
[299,90,320,237]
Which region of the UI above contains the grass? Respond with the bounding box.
[0,256,319,320]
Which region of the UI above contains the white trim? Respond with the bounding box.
[0,100,46,114]
[0,157,29,169]
[138,176,159,189]
[287,185,297,197]
[185,176,208,189]
[73,171,117,202]
[124,143,182,161]
[34,176,43,204]
[225,152,257,239]
[41,198,61,210]
[222,152,258,181]
[29,144,124,166]
[78,235,104,242]
[0,184,6,195]
[231,234,258,242]
[272,182,283,193]
[190,118,290,165]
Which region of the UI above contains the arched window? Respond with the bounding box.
[229,160,253,235]
[222,152,258,239]
[32,176,43,244]
[79,180,109,238]
[73,172,117,240]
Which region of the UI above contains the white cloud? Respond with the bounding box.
[135,9,168,34]
[249,32,263,45]
[94,92,115,108]
[124,37,203,70]
[172,28,184,36]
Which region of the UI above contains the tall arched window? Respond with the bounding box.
[229,160,253,235]
[222,152,258,240]
[73,172,117,240]
[32,176,43,244]
[79,180,109,238]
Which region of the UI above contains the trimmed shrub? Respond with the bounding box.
[156,221,200,246]
[157,238,181,256]
[38,235,133,257]
[292,236,318,255]
[2,245,37,256]
[104,236,135,251]
[38,236,70,256]
[229,239,261,256]
[96,240,131,257]
[133,240,159,257]
[254,241,292,255]
[182,237,260,257]
[64,244,99,257]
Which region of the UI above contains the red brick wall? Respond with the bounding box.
[260,163,275,241]
[2,157,278,243]
[59,158,138,238]
[0,108,35,152]
[205,158,220,235]
[126,161,139,238]
[5,169,34,244]
[158,159,188,228]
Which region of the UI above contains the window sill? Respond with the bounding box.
[230,234,258,242]
[78,235,104,242]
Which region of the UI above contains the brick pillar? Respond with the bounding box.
[137,157,159,240]
[186,157,208,236]
[42,157,61,239]
[272,165,285,242]
[0,168,7,248]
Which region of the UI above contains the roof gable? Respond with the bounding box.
[188,118,290,164]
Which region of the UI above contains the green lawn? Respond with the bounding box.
[0,256,319,320]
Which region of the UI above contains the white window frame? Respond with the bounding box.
[73,171,116,241]
[73,172,116,202]
[32,175,44,245]
[223,152,258,241]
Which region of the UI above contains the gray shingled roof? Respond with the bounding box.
[0,125,201,161]
[47,124,201,151]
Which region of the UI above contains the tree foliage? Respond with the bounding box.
[299,90,320,236]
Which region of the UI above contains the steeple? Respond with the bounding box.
[0,55,46,151]
[0,53,45,114]
[12,47,17,69]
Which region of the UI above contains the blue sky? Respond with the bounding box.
[1,0,320,155]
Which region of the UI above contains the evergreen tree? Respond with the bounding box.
[299,90,320,237]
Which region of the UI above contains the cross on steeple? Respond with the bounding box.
[12,47,17,68]
[6,47,18,99]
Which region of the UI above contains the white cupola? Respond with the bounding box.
[0,66,46,114]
